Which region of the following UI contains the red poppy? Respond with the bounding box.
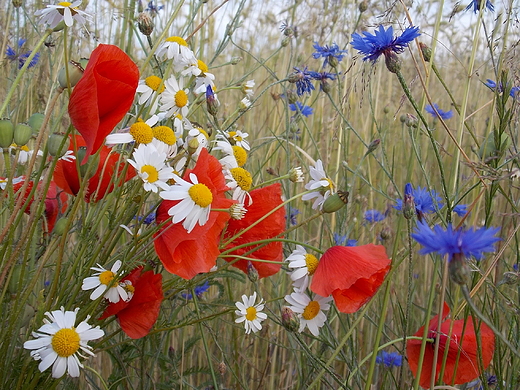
[310,245,391,313]
[407,303,495,388]
[154,149,235,279]
[68,44,139,161]
[222,183,285,278]
[53,135,134,202]
[99,266,163,339]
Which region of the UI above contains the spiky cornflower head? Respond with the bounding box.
[35,1,91,28]
[425,103,453,120]
[376,351,403,368]
[312,42,347,68]
[235,292,267,334]
[411,221,500,261]
[23,307,104,378]
[364,209,386,223]
[289,101,313,117]
[128,143,176,193]
[333,233,357,246]
[466,0,494,13]
[395,183,443,220]
[82,260,128,303]
[453,204,468,217]
[302,159,334,210]
[287,207,301,225]
[145,0,163,16]
[289,67,315,96]
[284,290,332,336]
[484,79,519,99]
[351,25,420,64]
[5,39,40,69]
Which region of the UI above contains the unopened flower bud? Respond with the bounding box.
[281,306,299,332]
[230,203,247,220]
[14,123,33,146]
[328,55,339,69]
[231,56,242,65]
[58,60,85,89]
[77,147,99,179]
[358,1,368,12]
[137,12,154,36]
[399,114,407,123]
[52,217,69,235]
[285,90,298,104]
[403,194,415,220]
[283,26,294,37]
[47,133,70,157]
[206,86,220,116]
[28,113,44,133]
[53,20,66,32]
[419,42,432,62]
[12,0,23,8]
[246,261,259,283]
[379,226,392,241]
[365,139,381,155]
[0,119,15,148]
[322,191,349,213]
[449,253,471,285]
[281,37,290,47]
[218,361,227,376]
[498,271,520,286]
[384,52,401,74]
[320,80,332,94]
[187,138,200,155]
[289,167,304,183]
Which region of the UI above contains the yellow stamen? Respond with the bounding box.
[129,122,154,144]
[51,328,80,357]
[230,167,252,191]
[188,183,213,208]
[232,145,247,167]
[21,145,30,152]
[174,90,188,108]
[99,270,115,285]
[166,36,188,46]
[144,75,165,93]
[245,307,257,321]
[302,301,320,320]
[58,1,72,6]
[153,126,176,145]
[141,165,159,183]
[305,254,319,275]
[197,59,209,73]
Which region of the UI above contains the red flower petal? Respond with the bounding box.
[310,245,391,313]
[223,183,285,278]
[407,303,495,387]
[154,149,234,279]
[68,44,139,161]
[42,181,68,232]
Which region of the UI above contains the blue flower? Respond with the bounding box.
[145,1,163,15]
[485,79,519,98]
[312,42,347,68]
[453,204,468,217]
[411,221,500,261]
[286,207,301,225]
[395,183,443,217]
[309,71,337,82]
[364,209,386,223]
[376,351,402,368]
[351,25,420,63]
[289,102,313,117]
[465,0,494,13]
[333,233,357,246]
[181,281,210,300]
[289,67,315,96]
[5,39,40,69]
[425,103,453,120]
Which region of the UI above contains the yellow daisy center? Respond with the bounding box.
[245,307,257,321]
[99,270,116,285]
[166,36,188,46]
[230,167,252,191]
[125,284,135,294]
[51,328,80,357]
[129,122,154,144]
[302,301,320,320]
[153,126,176,145]
[305,254,319,275]
[145,75,165,93]
[58,1,72,6]
[198,128,209,139]
[323,178,334,189]
[21,145,30,152]
[232,145,247,167]
[188,183,213,208]
[141,165,159,183]
[175,90,188,108]
[228,131,237,139]
[197,59,209,73]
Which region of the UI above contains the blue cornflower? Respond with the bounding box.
[453,204,468,217]
[289,67,315,96]
[286,207,301,225]
[484,79,519,98]
[350,25,420,63]
[309,71,337,82]
[411,221,500,261]
[376,351,402,368]
[289,102,313,117]
[425,103,453,120]
[395,183,443,217]
[5,39,40,69]
[312,42,347,68]
[181,281,210,300]
[364,209,386,223]
[465,0,494,13]
[333,233,357,246]
[145,1,163,16]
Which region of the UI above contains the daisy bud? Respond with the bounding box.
[14,123,33,146]
[419,42,432,62]
[449,253,471,285]
[28,113,44,133]
[384,52,401,74]
[137,12,154,36]
[230,203,247,220]
[289,167,304,183]
[322,190,349,214]
[47,133,70,157]
[246,261,259,283]
[281,306,299,332]
[0,118,14,148]
[58,60,85,89]
[239,97,252,111]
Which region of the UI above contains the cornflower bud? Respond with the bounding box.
[384,52,401,74]
[281,306,299,332]
[365,139,381,156]
[137,12,154,36]
[359,1,368,12]
[246,261,259,283]
[449,253,471,285]
[419,42,432,62]
[231,56,242,65]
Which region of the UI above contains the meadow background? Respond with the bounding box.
[1,0,520,389]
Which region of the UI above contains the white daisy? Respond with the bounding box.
[226,130,250,151]
[289,167,304,183]
[224,167,253,206]
[105,116,157,145]
[35,1,90,28]
[234,292,267,334]
[59,150,76,162]
[12,145,43,164]
[284,291,332,336]
[286,245,319,291]
[239,97,252,110]
[185,125,209,157]
[241,79,255,98]
[23,307,104,378]
[155,36,197,71]
[151,125,178,159]
[81,260,128,303]
[160,172,214,233]
[0,176,24,190]
[128,143,176,193]
[160,76,190,119]
[136,75,165,114]
[301,160,334,210]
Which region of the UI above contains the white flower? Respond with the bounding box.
[23,307,104,378]
[242,80,255,98]
[81,260,128,303]
[136,76,165,114]
[160,76,190,119]
[128,143,176,193]
[105,116,158,145]
[14,145,43,164]
[284,291,332,336]
[289,167,304,183]
[181,60,216,94]
[286,245,319,291]
[226,130,250,151]
[235,292,267,334]
[59,150,76,162]
[0,176,24,190]
[35,1,90,28]
[239,97,252,110]
[213,139,239,169]
[155,36,197,71]
[120,224,142,237]
[223,167,253,207]
[160,172,213,233]
[301,160,334,210]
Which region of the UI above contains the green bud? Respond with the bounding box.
[47,133,70,157]
[12,0,23,8]
[0,119,15,148]
[449,253,471,285]
[321,81,332,94]
[246,261,259,283]
[384,52,401,74]
[230,56,242,65]
[358,1,368,12]
[285,89,298,104]
[322,191,349,213]
[137,12,154,36]
[52,217,69,235]
[58,60,85,89]
[379,226,392,241]
[328,55,339,68]
[498,271,520,286]
[53,20,66,32]
[187,138,200,155]
[28,113,45,133]
[281,306,299,332]
[77,147,99,179]
[281,36,290,47]
[419,42,432,62]
[13,123,33,146]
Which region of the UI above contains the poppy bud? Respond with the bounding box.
[58,60,85,89]
[47,133,70,157]
[77,147,99,179]
[13,123,33,146]
[322,191,349,213]
[28,113,44,133]
[0,119,14,148]
[52,217,69,235]
[281,306,299,332]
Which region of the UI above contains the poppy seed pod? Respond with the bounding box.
[28,113,44,133]
[47,133,70,157]
[322,191,349,213]
[13,123,33,146]
[58,60,85,89]
[0,119,15,148]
